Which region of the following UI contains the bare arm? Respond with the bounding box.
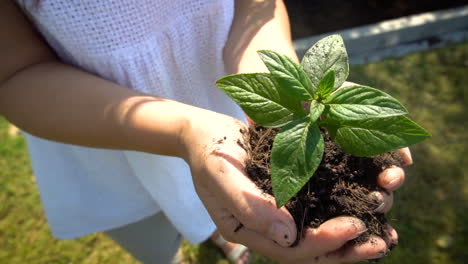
[223,0,298,74]
[0,0,296,159]
[0,1,190,157]
[202,1,405,263]
[0,1,404,262]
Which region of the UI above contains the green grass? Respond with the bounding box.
[1,42,467,264]
[0,119,139,263]
[347,42,468,264]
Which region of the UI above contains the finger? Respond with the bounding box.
[200,150,297,247]
[382,224,398,250]
[396,147,413,166]
[327,236,388,264]
[377,166,405,191]
[220,222,294,263]
[245,115,255,127]
[230,186,297,247]
[370,191,394,213]
[221,216,368,264]
[290,216,367,259]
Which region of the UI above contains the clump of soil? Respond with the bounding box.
[245,125,402,246]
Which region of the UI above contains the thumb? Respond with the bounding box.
[200,148,297,247]
[229,184,298,247]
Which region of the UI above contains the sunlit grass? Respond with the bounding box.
[0,120,139,264]
[1,42,467,264]
[348,42,468,264]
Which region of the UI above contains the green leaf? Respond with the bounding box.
[271,117,324,207]
[258,50,313,100]
[309,100,325,122]
[317,70,335,99]
[323,85,408,122]
[320,121,338,138]
[328,116,431,157]
[301,35,349,92]
[216,73,306,127]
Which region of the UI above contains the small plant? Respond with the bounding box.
[216,35,430,208]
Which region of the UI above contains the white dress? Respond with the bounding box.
[17,0,245,244]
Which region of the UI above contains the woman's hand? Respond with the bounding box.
[180,107,407,263]
[180,107,298,247]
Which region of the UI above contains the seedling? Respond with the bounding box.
[216,35,430,208]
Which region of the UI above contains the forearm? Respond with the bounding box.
[0,61,189,158]
[223,0,297,74]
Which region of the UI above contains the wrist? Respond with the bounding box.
[177,106,211,164]
[119,97,191,159]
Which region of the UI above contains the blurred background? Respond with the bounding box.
[286,0,467,38]
[1,1,467,263]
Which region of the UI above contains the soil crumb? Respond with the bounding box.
[245,125,402,245]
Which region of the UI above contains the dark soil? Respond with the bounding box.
[285,0,468,39]
[245,125,402,246]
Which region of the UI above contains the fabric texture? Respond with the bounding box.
[17,0,244,244]
[105,213,182,264]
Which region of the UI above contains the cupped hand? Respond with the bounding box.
[180,107,297,247]
[372,149,410,214]
[180,107,408,264]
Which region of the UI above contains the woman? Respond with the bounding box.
[0,0,407,263]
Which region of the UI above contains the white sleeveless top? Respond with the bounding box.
[17,0,245,243]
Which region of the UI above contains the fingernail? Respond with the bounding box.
[382,169,400,189]
[388,242,398,251]
[268,221,294,247]
[347,218,367,241]
[374,202,386,213]
[400,148,413,166]
[372,192,386,213]
[366,249,387,262]
[349,218,366,231]
[348,228,368,241]
[385,177,399,189]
